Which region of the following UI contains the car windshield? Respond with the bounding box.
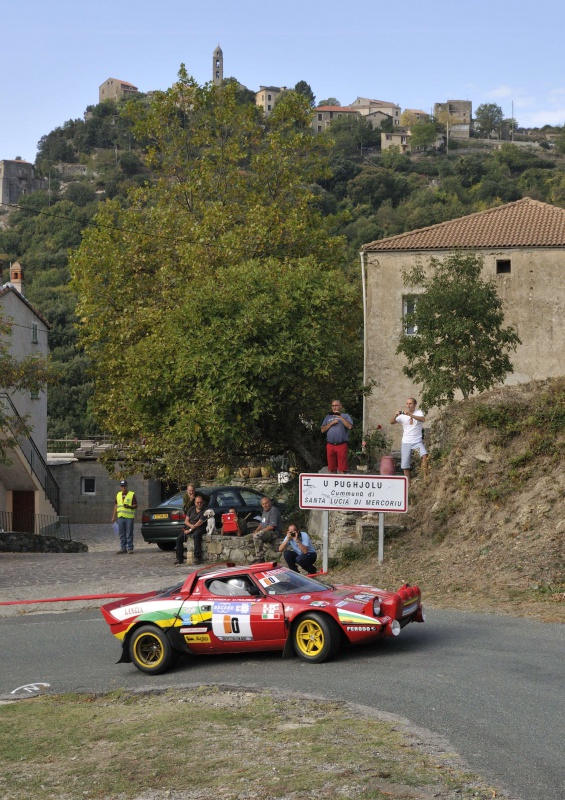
[258,568,330,596]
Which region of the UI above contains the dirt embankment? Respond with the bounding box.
[334,378,565,622]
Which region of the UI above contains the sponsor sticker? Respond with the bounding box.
[184,634,211,643]
[262,603,281,620]
[211,601,253,640]
[300,595,311,600]
[310,600,329,607]
[346,626,378,632]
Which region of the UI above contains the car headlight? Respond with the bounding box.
[373,597,381,616]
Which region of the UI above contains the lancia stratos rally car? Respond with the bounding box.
[101,562,425,674]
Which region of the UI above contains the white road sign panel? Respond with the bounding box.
[299,473,408,512]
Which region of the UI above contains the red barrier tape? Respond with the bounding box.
[0,593,140,606]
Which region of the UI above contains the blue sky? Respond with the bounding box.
[3,0,565,163]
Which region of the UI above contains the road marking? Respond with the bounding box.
[10,682,50,695]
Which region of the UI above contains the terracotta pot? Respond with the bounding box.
[261,465,272,477]
[239,466,250,479]
[249,467,261,478]
[380,455,396,475]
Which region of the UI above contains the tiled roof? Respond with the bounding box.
[315,106,358,113]
[362,198,565,251]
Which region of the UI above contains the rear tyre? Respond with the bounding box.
[157,541,176,551]
[129,625,176,675]
[292,613,339,663]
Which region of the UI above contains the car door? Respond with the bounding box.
[181,577,286,653]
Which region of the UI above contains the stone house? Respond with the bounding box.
[350,97,401,126]
[255,85,287,116]
[360,198,565,439]
[0,159,47,206]
[312,105,361,133]
[0,264,58,531]
[381,129,411,153]
[99,78,139,103]
[433,100,472,139]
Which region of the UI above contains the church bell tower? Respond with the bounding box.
[213,45,223,86]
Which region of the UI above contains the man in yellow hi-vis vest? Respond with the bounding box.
[111,480,138,554]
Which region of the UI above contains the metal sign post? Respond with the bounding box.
[299,473,408,568]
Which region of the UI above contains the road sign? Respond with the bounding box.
[299,473,408,513]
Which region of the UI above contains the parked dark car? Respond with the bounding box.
[141,485,282,550]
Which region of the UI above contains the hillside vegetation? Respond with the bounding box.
[2,87,565,443]
[334,378,565,622]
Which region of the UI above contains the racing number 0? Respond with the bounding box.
[222,615,240,634]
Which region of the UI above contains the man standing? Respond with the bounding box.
[112,479,137,554]
[279,523,317,574]
[390,397,428,483]
[175,492,208,566]
[251,496,282,563]
[321,399,353,473]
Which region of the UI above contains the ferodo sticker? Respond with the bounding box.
[212,601,253,641]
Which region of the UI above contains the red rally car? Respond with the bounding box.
[101,562,425,675]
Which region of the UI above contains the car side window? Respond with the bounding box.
[239,490,263,508]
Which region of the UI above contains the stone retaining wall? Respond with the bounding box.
[184,533,280,565]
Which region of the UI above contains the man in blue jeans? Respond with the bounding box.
[111,480,137,554]
[279,523,317,574]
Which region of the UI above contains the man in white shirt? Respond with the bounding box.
[390,397,428,483]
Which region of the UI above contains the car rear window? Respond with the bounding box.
[215,490,241,507]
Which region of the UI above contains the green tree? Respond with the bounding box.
[293,80,315,106]
[474,103,504,138]
[397,252,521,409]
[70,71,361,480]
[323,114,378,156]
[409,121,439,151]
[317,98,340,107]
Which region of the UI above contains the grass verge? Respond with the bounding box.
[0,686,509,800]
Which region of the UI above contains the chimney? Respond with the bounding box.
[10,262,23,295]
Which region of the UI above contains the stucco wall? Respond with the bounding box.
[49,459,161,524]
[0,289,49,456]
[364,247,565,445]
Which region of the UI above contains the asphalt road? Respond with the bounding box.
[1,607,563,800]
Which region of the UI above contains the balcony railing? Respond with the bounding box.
[0,393,60,514]
[0,511,70,540]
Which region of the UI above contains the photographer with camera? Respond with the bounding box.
[321,399,353,473]
[279,523,317,575]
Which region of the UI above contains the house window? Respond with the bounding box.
[32,323,38,343]
[268,94,272,101]
[317,126,322,132]
[81,477,96,495]
[496,259,511,274]
[318,113,322,121]
[403,296,417,335]
[386,134,392,141]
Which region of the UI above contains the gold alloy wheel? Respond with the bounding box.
[132,629,165,669]
[295,617,325,658]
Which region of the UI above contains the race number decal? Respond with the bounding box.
[212,601,253,641]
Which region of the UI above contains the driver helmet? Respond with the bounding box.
[227,578,248,591]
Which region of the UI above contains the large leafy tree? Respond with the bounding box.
[474,103,504,138]
[397,252,520,409]
[70,70,362,481]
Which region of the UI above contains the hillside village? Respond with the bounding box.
[0,46,563,610]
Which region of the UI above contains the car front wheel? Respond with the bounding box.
[129,625,177,675]
[292,613,339,663]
